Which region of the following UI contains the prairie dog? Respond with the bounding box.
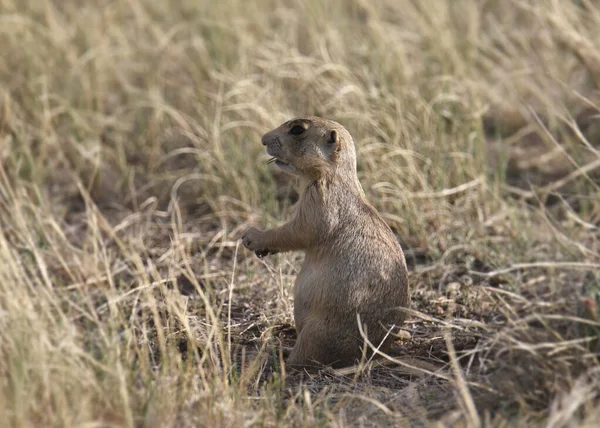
[241,117,409,369]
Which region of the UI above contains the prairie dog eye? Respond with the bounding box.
[289,125,305,136]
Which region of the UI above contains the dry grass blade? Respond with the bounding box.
[445,331,481,428]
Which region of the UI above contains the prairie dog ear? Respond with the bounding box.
[327,130,338,146]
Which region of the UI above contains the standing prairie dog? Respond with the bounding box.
[241,117,410,369]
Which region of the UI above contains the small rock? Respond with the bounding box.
[396,330,412,341]
[446,282,461,296]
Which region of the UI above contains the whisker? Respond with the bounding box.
[266,157,277,164]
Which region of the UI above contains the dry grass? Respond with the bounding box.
[1,0,600,426]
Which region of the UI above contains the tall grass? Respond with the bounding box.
[1,0,599,426]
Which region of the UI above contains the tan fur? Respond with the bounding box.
[241,117,410,369]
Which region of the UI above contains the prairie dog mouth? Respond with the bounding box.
[267,157,296,173]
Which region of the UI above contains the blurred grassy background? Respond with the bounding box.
[1,0,599,426]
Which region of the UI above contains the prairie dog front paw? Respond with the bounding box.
[241,227,271,256]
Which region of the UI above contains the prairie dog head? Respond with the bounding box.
[261,116,357,181]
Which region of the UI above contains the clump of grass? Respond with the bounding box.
[1,0,600,426]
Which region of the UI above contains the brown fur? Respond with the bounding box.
[241,117,410,369]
